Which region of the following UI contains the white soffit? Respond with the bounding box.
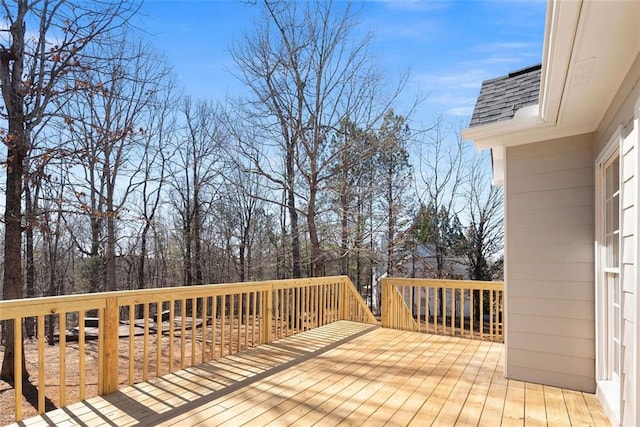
[558,0,640,132]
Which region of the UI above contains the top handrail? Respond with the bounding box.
[383,277,503,291]
[0,275,365,319]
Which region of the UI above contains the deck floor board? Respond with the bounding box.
[13,321,610,427]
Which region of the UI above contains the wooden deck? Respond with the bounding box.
[14,321,610,427]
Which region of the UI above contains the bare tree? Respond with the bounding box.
[417,116,468,279]
[168,97,226,287]
[64,37,170,293]
[231,0,404,277]
[132,77,177,317]
[0,0,139,383]
[377,109,413,276]
[465,153,504,281]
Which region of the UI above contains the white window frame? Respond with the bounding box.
[595,126,622,422]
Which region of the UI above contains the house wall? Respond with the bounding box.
[619,117,637,427]
[594,51,640,427]
[504,134,595,392]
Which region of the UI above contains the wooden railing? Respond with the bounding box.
[381,278,504,342]
[0,275,375,423]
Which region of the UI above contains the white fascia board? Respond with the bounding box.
[539,0,582,124]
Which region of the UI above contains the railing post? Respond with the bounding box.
[101,296,119,395]
[340,278,349,320]
[381,279,388,328]
[263,287,273,343]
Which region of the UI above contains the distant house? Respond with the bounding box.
[394,243,469,280]
[463,1,640,426]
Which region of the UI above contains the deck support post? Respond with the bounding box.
[101,296,120,395]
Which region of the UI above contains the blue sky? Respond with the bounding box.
[138,0,546,128]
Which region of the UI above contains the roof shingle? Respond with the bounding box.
[469,64,541,128]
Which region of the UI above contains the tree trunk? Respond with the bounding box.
[105,214,116,292]
[136,224,149,319]
[24,180,36,338]
[287,143,302,279]
[193,188,203,286]
[386,170,395,276]
[339,172,349,276]
[1,125,29,381]
[0,3,30,380]
[307,185,321,277]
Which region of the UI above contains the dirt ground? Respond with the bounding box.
[0,320,260,426]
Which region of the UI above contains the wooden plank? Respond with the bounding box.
[429,340,491,425]
[582,391,613,426]
[12,322,612,427]
[455,342,502,425]
[154,322,377,427]
[563,389,596,426]
[287,331,427,426]
[219,334,392,426]
[407,339,479,425]
[543,385,571,426]
[332,338,445,426]
[524,382,547,426]
[477,348,508,427]
[501,379,526,426]
[372,336,453,425]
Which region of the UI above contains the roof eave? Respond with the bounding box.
[539,0,582,124]
[462,104,551,151]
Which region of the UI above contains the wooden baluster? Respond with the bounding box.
[158,304,163,376]
[14,318,22,421]
[79,310,87,397]
[489,290,496,341]
[169,300,175,372]
[37,315,45,414]
[228,294,236,354]
[191,297,197,365]
[236,293,242,353]
[127,305,134,384]
[460,289,464,337]
[202,297,207,363]
[60,312,67,406]
[263,288,273,344]
[180,299,186,368]
[212,296,218,358]
[223,296,228,355]
[297,287,302,331]
[252,291,257,347]
[451,289,455,337]
[470,290,474,339]
[244,292,250,351]
[143,303,150,380]
[480,290,484,341]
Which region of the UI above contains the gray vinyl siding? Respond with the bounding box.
[505,134,596,392]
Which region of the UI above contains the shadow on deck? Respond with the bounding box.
[13,321,609,426]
